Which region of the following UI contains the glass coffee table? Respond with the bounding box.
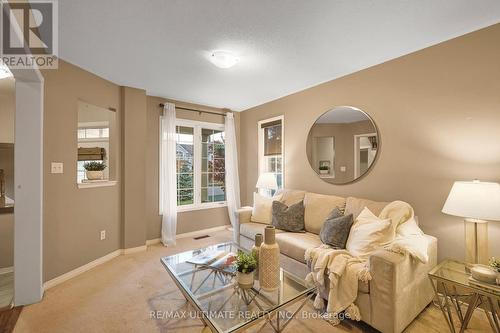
[160,242,316,333]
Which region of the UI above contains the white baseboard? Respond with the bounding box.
[146,238,161,246]
[0,266,14,275]
[122,245,147,255]
[43,225,231,291]
[176,225,229,240]
[145,225,229,246]
[43,249,122,290]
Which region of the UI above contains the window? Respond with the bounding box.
[175,120,226,210]
[258,116,284,196]
[78,127,109,140]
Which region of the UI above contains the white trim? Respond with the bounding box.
[257,115,285,191]
[43,249,122,290]
[353,133,377,178]
[146,238,161,246]
[77,180,118,189]
[122,245,147,255]
[177,201,227,212]
[43,226,230,291]
[0,266,14,275]
[175,118,225,130]
[176,225,228,239]
[146,225,229,245]
[174,119,226,211]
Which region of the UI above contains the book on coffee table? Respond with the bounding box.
[209,253,237,275]
[186,250,226,266]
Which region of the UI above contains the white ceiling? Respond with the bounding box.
[59,1,500,111]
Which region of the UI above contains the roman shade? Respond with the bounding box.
[77,147,106,161]
[261,120,282,156]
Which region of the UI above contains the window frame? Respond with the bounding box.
[175,119,227,212]
[257,115,285,195]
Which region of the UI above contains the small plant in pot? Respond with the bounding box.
[234,250,257,289]
[83,161,106,180]
[319,165,329,174]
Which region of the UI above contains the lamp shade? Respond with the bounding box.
[256,173,278,190]
[442,180,500,221]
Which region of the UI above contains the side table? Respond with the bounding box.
[428,259,499,333]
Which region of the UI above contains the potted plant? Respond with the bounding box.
[83,161,107,180]
[234,250,257,289]
[319,165,329,175]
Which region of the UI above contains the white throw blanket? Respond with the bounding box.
[304,201,430,325]
[304,245,371,325]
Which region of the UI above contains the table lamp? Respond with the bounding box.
[442,180,500,264]
[256,173,278,197]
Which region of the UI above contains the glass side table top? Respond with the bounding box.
[160,242,315,333]
[429,259,499,296]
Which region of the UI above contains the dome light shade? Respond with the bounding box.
[442,180,500,221]
[209,50,239,69]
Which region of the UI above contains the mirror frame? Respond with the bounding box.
[307,105,381,185]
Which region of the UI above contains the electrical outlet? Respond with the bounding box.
[100,230,106,240]
[51,162,64,174]
[340,166,347,172]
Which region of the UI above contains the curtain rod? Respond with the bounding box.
[159,103,227,117]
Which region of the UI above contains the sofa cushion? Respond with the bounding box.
[251,192,283,224]
[275,232,322,263]
[279,189,306,206]
[272,200,305,232]
[346,207,394,259]
[319,209,354,249]
[344,197,389,219]
[303,193,346,234]
[240,222,284,241]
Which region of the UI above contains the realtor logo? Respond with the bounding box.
[1,0,58,69]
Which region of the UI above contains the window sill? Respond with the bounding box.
[177,202,227,213]
[77,180,117,189]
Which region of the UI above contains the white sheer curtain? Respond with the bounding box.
[224,113,241,243]
[159,103,177,246]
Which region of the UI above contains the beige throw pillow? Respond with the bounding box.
[344,197,389,219]
[251,192,283,224]
[303,192,346,234]
[346,207,395,258]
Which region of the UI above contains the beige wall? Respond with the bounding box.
[122,87,148,248]
[0,78,15,144]
[0,213,13,269]
[145,96,236,239]
[240,24,500,261]
[41,60,235,281]
[42,61,123,281]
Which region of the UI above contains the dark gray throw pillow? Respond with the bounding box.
[319,208,354,249]
[272,200,305,232]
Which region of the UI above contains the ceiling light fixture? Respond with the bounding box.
[209,50,239,69]
[0,64,13,80]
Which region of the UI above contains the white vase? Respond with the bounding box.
[259,226,280,292]
[86,170,104,180]
[237,271,254,289]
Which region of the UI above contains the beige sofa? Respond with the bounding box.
[236,189,437,333]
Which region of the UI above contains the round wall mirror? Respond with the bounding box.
[306,106,379,184]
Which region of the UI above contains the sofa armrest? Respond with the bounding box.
[368,235,437,333]
[236,206,253,225]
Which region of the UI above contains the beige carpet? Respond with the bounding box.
[14,230,491,333]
